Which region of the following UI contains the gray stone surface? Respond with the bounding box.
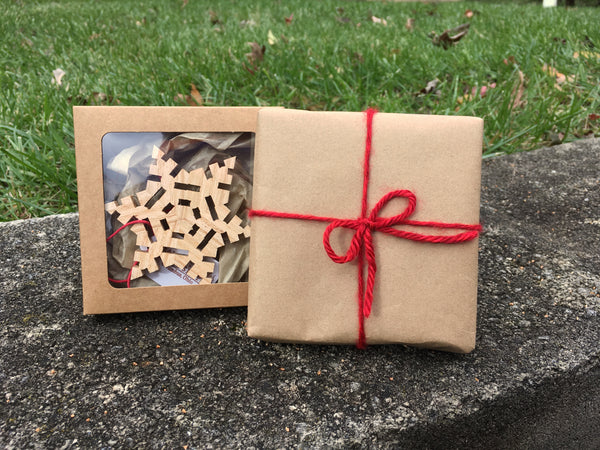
[1,139,599,449]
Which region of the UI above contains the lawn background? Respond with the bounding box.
[1,0,599,220]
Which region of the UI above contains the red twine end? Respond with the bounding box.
[106,220,151,288]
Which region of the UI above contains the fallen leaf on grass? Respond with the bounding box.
[464,9,474,18]
[405,18,414,31]
[246,42,265,63]
[244,42,265,74]
[370,15,387,26]
[418,78,440,96]
[542,63,574,89]
[181,0,188,8]
[52,68,65,86]
[21,37,33,48]
[285,14,293,25]
[478,83,496,97]
[174,84,203,106]
[267,30,278,45]
[189,84,203,105]
[543,64,566,83]
[431,23,470,49]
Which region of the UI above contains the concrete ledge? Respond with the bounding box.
[1,139,599,448]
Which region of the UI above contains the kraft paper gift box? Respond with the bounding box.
[247,109,483,353]
[75,106,264,314]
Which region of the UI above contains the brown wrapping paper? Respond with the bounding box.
[247,109,483,353]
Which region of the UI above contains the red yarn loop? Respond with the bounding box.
[249,109,481,348]
[106,219,151,288]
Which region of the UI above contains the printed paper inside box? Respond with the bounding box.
[102,132,254,288]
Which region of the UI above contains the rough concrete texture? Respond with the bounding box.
[1,139,599,449]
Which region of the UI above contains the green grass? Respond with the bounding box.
[1,0,599,220]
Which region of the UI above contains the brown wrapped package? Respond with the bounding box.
[247,109,483,353]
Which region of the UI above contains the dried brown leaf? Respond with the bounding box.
[285,14,293,25]
[244,42,266,74]
[405,18,414,31]
[189,84,203,106]
[431,23,470,49]
[174,85,203,106]
[245,42,265,66]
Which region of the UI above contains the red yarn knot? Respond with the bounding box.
[249,109,481,349]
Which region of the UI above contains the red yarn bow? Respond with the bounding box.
[249,108,481,348]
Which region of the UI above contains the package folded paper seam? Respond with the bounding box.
[247,108,484,352]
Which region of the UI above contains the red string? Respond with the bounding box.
[106,219,151,288]
[249,109,482,348]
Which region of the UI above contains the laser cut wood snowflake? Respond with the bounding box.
[105,145,250,283]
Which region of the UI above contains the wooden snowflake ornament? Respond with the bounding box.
[105,145,250,283]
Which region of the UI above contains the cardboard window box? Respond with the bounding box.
[75,106,262,314]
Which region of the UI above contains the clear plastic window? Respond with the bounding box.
[102,132,254,288]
